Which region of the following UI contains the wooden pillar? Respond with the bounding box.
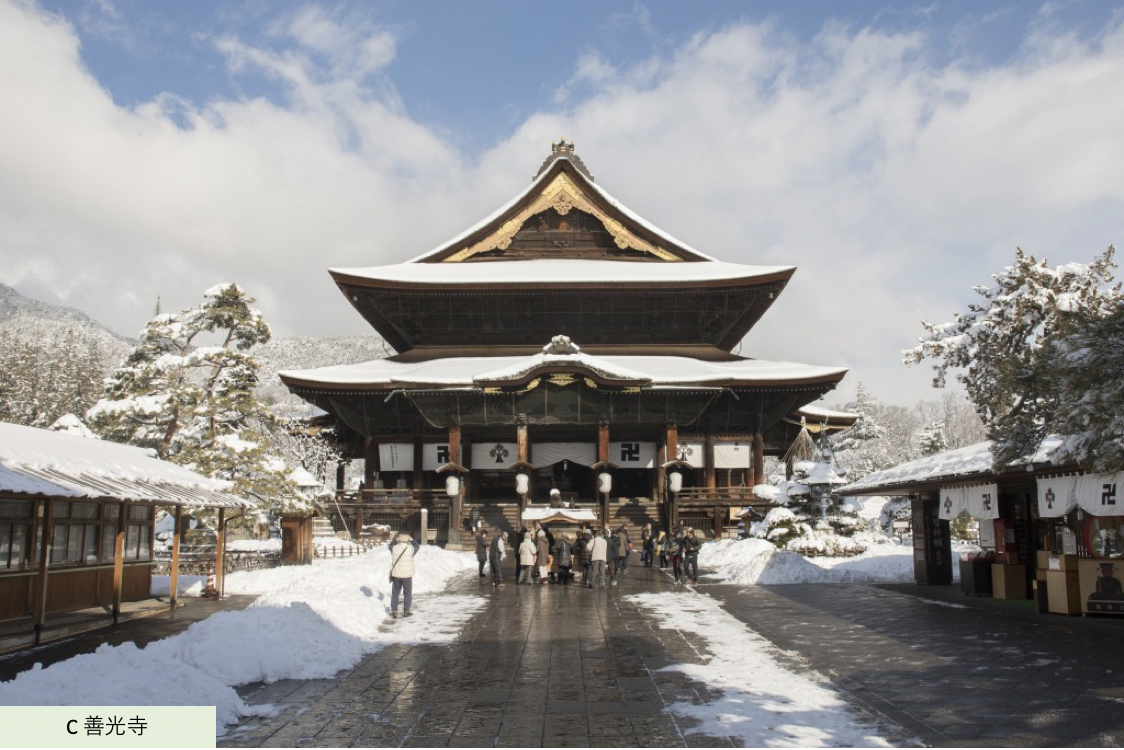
[598,421,610,525]
[215,508,226,598]
[335,461,346,492]
[666,423,678,464]
[713,505,723,540]
[704,431,717,494]
[448,424,463,547]
[33,498,53,644]
[169,506,182,614]
[363,437,380,496]
[753,432,766,487]
[666,423,679,531]
[355,507,364,541]
[112,501,125,624]
[517,421,529,464]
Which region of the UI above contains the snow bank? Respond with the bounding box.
[700,538,917,585]
[627,592,897,746]
[0,546,480,735]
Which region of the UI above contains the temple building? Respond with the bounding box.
[279,142,851,547]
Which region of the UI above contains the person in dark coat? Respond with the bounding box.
[606,527,620,586]
[514,525,528,583]
[682,527,701,585]
[556,534,573,585]
[573,530,591,585]
[616,525,632,574]
[474,528,488,581]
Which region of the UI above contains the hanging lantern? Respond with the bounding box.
[597,472,612,494]
[445,475,461,497]
[515,472,530,496]
[668,470,683,494]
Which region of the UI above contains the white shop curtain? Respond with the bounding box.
[609,441,656,469]
[1075,472,1124,516]
[378,443,414,472]
[938,486,968,521]
[1037,475,1078,518]
[533,442,596,467]
[715,443,751,469]
[965,483,1000,520]
[674,441,705,468]
[471,442,518,469]
[422,443,458,470]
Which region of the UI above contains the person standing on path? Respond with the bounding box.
[640,523,653,567]
[514,525,528,583]
[536,530,551,585]
[488,529,508,587]
[588,530,608,588]
[518,532,538,585]
[576,529,592,585]
[682,527,701,585]
[616,525,632,575]
[556,534,573,585]
[667,530,684,584]
[606,527,620,586]
[655,529,668,569]
[474,528,488,582]
[388,531,420,618]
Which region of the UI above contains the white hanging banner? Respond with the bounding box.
[422,443,458,470]
[965,483,1000,520]
[610,441,656,469]
[378,443,414,472]
[1037,475,1078,518]
[674,441,704,468]
[533,442,596,467]
[938,486,968,520]
[1075,472,1124,516]
[715,443,751,469]
[471,442,518,469]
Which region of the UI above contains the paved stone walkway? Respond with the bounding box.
[706,582,1124,748]
[218,563,1124,748]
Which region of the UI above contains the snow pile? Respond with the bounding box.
[225,539,282,553]
[700,538,916,585]
[0,545,480,735]
[628,592,896,747]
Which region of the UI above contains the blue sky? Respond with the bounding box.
[3,0,1124,406]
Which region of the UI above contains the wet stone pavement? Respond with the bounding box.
[221,564,752,748]
[706,582,1124,748]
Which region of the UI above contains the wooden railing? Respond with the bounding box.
[333,488,448,504]
[675,486,756,505]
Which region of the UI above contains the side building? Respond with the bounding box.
[280,142,849,546]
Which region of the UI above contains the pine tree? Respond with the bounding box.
[905,246,1121,470]
[88,284,297,510]
[831,382,891,479]
[917,421,949,456]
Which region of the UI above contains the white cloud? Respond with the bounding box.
[1,0,1121,408]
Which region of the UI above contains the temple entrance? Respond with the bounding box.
[544,461,593,503]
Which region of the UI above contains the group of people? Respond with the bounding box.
[474,520,703,588]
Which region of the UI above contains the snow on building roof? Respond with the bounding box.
[521,507,599,523]
[0,421,252,508]
[288,467,322,488]
[839,438,1065,495]
[280,351,847,390]
[793,404,860,422]
[330,258,794,287]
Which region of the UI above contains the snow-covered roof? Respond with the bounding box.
[288,467,322,488]
[0,421,252,508]
[793,404,860,422]
[331,258,794,287]
[280,351,847,389]
[521,507,599,523]
[408,154,716,263]
[839,438,1065,495]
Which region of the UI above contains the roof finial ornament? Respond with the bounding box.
[535,139,593,181]
[543,335,581,355]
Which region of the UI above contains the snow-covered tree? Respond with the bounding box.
[905,246,1122,470]
[88,284,297,508]
[831,382,893,479]
[917,421,948,456]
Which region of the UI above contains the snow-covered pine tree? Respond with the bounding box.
[830,382,892,479]
[904,246,1121,470]
[88,284,297,510]
[917,421,949,456]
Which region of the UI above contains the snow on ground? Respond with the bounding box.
[700,537,977,585]
[628,591,901,747]
[226,538,282,553]
[0,545,479,735]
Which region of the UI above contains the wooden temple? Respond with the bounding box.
[280,142,850,546]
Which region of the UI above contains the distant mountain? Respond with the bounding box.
[0,283,132,342]
[254,334,393,409]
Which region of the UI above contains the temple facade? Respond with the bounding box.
[280,142,851,546]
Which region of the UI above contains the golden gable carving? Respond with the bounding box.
[442,172,679,262]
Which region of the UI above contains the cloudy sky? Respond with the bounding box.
[2,0,1122,406]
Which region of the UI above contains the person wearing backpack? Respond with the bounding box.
[388,532,420,618]
[575,529,592,585]
[556,534,573,585]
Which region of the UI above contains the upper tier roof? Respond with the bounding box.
[329,142,793,354]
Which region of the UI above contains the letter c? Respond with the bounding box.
[67,720,77,734]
